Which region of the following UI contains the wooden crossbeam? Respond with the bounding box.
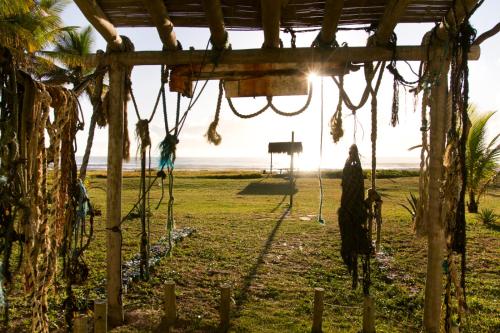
[203,0,228,50]
[141,0,178,50]
[373,0,412,45]
[73,0,122,48]
[261,0,283,48]
[81,45,480,67]
[319,0,344,45]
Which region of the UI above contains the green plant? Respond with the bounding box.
[399,192,418,221]
[466,106,500,213]
[477,208,498,224]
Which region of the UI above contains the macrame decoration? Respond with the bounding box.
[442,15,477,332]
[338,145,372,292]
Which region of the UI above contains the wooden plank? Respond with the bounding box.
[81,45,480,67]
[261,0,283,48]
[223,75,308,97]
[373,0,412,45]
[141,0,178,50]
[319,0,344,45]
[73,0,122,48]
[203,0,228,49]
[107,63,125,328]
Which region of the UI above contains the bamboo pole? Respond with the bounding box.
[79,45,480,68]
[94,299,108,333]
[423,41,450,333]
[141,0,178,50]
[311,288,324,333]
[73,0,122,49]
[107,62,125,328]
[219,284,231,332]
[203,0,228,49]
[319,0,343,45]
[260,0,282,48]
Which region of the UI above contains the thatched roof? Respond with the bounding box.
[98,0,453,29]
[268,142,303,155]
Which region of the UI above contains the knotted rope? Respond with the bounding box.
[206,80,224,145]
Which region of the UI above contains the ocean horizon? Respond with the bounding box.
[77,156,420,171]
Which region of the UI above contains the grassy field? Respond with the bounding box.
[7,170,500,332]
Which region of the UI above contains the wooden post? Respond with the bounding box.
[423,41,450,333]
[289,131,295,208]
[107,62,125,327]
[73,314,89,333]
[219,284,231,332]
[94,299,108,333]
[140,149,149,280]
[311,287,324,333]
[270,152,273,175]
[362,295,376,333]
[164,281,177,328]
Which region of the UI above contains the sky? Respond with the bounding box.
[61,1,500,170]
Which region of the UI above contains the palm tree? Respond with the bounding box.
[0,0,72,70]
[466,106,500,213]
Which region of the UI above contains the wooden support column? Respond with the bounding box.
[261,0,282,48]
[422,1,478,331]
[319,0,343,45]
[142,0,178,50]
[73,0,122,49]
[423,41,450,333]
[107,60,125,328]
[203,0,228,49]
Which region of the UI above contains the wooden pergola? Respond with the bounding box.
[73,0,483,331]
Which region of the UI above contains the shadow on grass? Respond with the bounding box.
[238,181,298,195]
[234,208,290,314]
[485,222,500,232]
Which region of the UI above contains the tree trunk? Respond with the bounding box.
[423,41,450,333]
[467,190,478,213]
[79,110,98,181]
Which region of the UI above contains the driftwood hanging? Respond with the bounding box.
[338,144,372,290]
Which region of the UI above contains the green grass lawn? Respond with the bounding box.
[6,171,500,332]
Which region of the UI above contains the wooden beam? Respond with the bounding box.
[261,0,282,48]
[73,0,122,48]
[373,0,412,46]
[81,45,480,67]
[142,0,178,50]
[319,0,344,45]
[436,0,480,41]
[203,0,228,50]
